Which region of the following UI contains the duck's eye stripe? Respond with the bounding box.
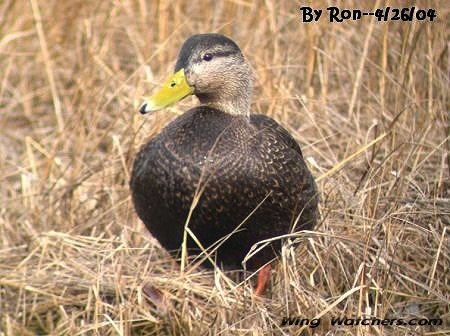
[213,50,238,58]
[201,50,238,62]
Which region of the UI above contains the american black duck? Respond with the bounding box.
[131,33,319,294]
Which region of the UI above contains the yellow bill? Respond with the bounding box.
[139,68,194,114]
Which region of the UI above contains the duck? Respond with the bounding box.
[131,33,319,295]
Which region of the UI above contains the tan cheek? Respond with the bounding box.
[187,64,202,86]
[188,63,223,91]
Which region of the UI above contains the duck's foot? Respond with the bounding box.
[143,283,168,314]
[254,264,271,296]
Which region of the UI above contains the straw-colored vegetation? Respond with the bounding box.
[0,1,448,335]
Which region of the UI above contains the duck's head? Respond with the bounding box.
[139,33,253,116]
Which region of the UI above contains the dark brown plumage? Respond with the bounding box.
[131,34,318,273]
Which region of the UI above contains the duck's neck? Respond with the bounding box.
[198,93,251,117]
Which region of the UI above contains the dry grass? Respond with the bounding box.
[0,1,448,335]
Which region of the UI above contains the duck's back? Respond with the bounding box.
[131,107,318,270]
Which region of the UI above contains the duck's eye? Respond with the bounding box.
[202,53,213,61]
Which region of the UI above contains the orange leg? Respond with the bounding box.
[254,264,272,296]
[143,283,167,314]
[142,260,177,314]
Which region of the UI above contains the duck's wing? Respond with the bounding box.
[250,114,303,157]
